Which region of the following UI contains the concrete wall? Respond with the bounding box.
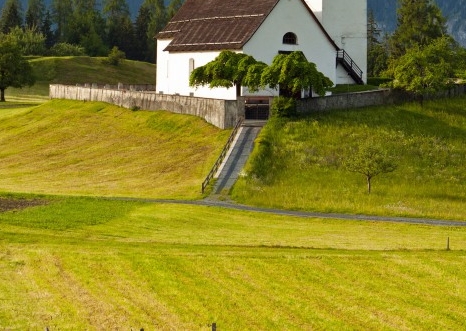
[49,84,242,129]
[297,85,466,113]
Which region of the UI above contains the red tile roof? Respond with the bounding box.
[157,0,338,52]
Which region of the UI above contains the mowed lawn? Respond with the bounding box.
[1,197,466,330]
[0,100,230,199]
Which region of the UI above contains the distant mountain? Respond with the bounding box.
[368,0,466,47]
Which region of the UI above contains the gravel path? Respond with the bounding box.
[116,197,466,227]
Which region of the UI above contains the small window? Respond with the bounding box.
[283,32,297,45]
[189,58,195,74]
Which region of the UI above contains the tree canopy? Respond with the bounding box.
[389,0,447,58]
[0,0,187,62]
[0,39,35,102]
[190,50,332,99]
[261,51,333,98]
[387,36,458,102]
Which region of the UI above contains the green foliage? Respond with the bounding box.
[190,51,255,96]
[0,0,23,34]
[270,96,296,118]
[261,51,333,98]
[25,0,46,30]
[386,37,458,100]
[48,42,86,56]
[102,46,126,66]
[0,39,35,101]
[389,0,447,58]
[2,26,46,56]
[343,142,397,194]
[190,50,332,98]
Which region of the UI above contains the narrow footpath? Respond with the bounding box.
[211,120,266,195]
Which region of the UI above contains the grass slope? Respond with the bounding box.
[0,100,229,198]
[232,96,466,221]
[1,196,466,329]
[5,56,156,102]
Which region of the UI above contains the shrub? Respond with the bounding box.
[49,43,86,56]
[270,96,297,118]
[103,46,126,66]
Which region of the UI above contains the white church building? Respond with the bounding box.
[156,0,367,101]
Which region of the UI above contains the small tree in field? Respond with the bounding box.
[0,39,35,102]
[343,144,397,194]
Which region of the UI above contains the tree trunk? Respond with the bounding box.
[367,176,372,194]
[0,88,5,102]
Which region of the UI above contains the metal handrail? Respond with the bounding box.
[201,116,244,193]
[337,50,363,80]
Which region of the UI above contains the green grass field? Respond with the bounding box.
[232,96,466,221]
[0,100,229,199]
[1,196,466,330]
[1,57,466,329]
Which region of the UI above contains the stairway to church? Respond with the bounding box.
[210,120,266,196]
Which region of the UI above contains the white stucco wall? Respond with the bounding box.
[322,0,367,83]
[157,47,239,99]
[156,0,366,100]
[156,39,171,94]
[243,0,338,91]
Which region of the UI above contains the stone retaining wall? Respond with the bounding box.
[50,84,466,128]
[49,84,242,129]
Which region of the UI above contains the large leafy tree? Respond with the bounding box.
[388,36,458,103]
[389,0,447,58]
[190,51,266,97]
[0,0,23,34]
[261,51,333,98]
[0,40,35,102]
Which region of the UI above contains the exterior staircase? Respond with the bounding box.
[336,50,364,85]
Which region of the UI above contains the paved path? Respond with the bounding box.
[113,197,466,227]
[211,120,265,195]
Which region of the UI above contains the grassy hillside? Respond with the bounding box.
[5,56,156,102]
[1,196,465,329]
[0,100,229,199]
[232,96,466,221]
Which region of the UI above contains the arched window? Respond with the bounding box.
[283,32,297,45]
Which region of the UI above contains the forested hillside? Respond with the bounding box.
[368,0,466,46]
[0,0,145,18]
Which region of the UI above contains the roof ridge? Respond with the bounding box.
[169,14,265,24]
